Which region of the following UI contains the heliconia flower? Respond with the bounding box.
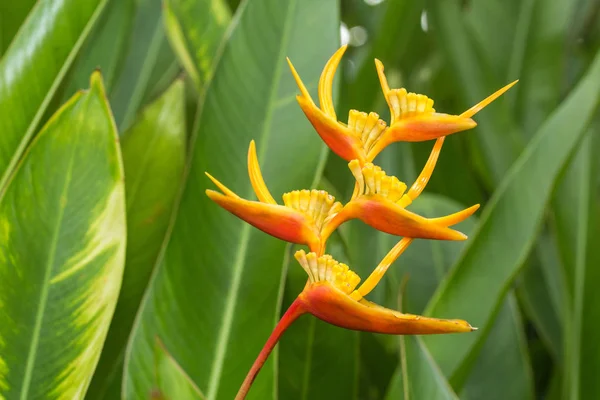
[205,140,343,253]
[287,45,517,163]
[235,242,474,399]
[367,59,518,159]
[319,140,479,248]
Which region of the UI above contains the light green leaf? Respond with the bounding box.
[163,0,231,90]
[87,80,187,399]
[124,0,339,398]
[153,340,205,400]
[423,49,600,380]
[0,73,126,399]
[0,0,108,189]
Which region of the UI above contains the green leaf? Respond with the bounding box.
[108,0,179,131]
[460,293,535,400]
[556,131,600,398]
[87,80,187,399]
[0,0,37,57]
[0,73,126,399]
[0,0,108,189]
[385,336,458,400]
[423,49,600,380]
[153,340,205,400]
[124,0,339,398]
[428,0,521,186]
[163,0,231,90]
[61,0,137,100]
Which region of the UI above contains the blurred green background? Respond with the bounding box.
[0,0,599,399]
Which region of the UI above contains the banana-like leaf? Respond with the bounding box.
[123,0,339,398]
[153,340,205,400]
[0,73,126,399]
[87,80,187,399]
[163,0,231,90]
[0,0,107,187]
[423,50,600,379]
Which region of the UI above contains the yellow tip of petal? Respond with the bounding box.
[287,57,314,105]
[318,45,348,119]
[247,141,277,205]
[205,172,239,198]
[460,80,519,118]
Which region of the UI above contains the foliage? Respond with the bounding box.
[0,0,598,399]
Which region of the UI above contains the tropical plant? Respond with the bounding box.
[0,0,598,399]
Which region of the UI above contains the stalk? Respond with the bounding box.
[235,298,306,399]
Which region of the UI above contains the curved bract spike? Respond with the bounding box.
[461,80,519,118]
[398,136,446,207]
[374,59,394,123]
[205,172,239,198]
[247,140,276,204]
[353,237,414,299]
[287,57,315,105]
[319,45,347,119]
[429,204,480,227]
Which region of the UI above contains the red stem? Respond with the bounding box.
[235,298,306,400]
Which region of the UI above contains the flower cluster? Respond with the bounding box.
[205,46,516,399]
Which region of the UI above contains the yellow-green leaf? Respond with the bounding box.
[0,73,126,399]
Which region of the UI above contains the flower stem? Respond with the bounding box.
[235,298,306,400]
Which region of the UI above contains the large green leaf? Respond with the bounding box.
[163,0,231,90]
[87,80,187,399]
[0,0,108,188]
[423,49,600,380]
[0,73,126,399]
[123,0,339,398]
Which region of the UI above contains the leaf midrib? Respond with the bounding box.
[205,0,298,398]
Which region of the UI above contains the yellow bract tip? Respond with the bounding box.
[318,46,348,119]
[287,57,314,105]
[460,80,519,118]
[247,141,277,205]
[205,172,239,199]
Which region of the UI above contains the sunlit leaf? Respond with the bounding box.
[0,73,125,399]
[0,0,108,188]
